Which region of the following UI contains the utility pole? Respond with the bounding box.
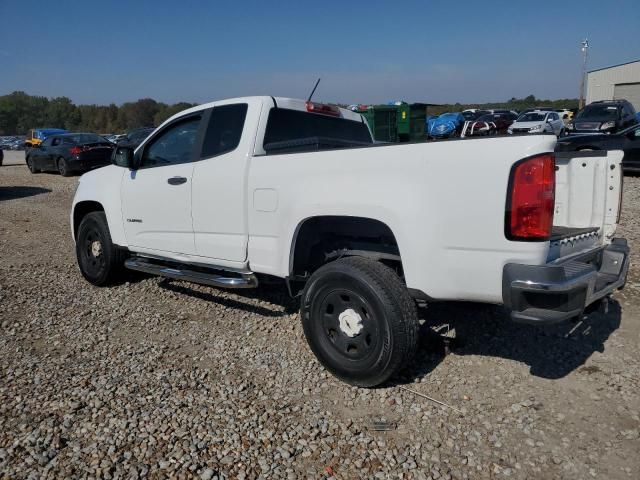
[579,38,589,109]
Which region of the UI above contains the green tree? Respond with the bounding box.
[44,97,80,130]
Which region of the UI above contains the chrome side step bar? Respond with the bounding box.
[124,257,258,289]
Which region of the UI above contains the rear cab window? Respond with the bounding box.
[263,107,372,155]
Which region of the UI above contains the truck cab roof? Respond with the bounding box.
[165,96,364,125]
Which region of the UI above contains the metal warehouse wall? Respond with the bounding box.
[586,61,640,109]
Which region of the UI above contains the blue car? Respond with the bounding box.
[427,112,465,138]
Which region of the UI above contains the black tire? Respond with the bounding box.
[26,156,39,173]
[57,157,71,177]
[300,256,418,387]
[76,211,126,286]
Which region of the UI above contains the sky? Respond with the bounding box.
[1,0,638,106]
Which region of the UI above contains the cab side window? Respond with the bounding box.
[52,137,61,146]
[41,137,54,147]
[200,104,248,159]
[141,116,201,168]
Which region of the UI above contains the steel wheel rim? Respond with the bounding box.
[81,228,105,277]
[315,288,380,361]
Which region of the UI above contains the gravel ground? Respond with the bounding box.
[1,150,639,479]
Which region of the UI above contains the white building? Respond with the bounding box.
[586,60,640,110]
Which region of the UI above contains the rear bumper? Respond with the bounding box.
[503,238,630,324]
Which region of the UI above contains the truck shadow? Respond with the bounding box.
[395,300,622,384]
[158,279,298,318]
[0,186,51,201]
[150,277,622,384]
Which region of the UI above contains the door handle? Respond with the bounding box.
[167,176,187,185]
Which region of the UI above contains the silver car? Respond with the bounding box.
[508,110,565,136]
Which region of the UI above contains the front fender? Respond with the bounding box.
[71,165,127,246]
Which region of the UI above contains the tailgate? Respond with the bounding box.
[551,150,624,260]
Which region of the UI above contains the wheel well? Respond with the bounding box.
[290,216,402,287]
[73,201,104,240]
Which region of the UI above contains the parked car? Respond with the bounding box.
[519,107,556,116]
[461,110,490,122]
[462,112,518,137]
[26,133,114,176]
[555,123,640,174]
[508,110,565,136]
[9,139,25,150]
[70,96,629,387]
[25,128,68,149]
[487,109,518,116]
[556,108,574,122]
[427,112,465,138]
[117,127,155,148]
[566,100,637,135]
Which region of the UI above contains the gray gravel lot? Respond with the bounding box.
[1,150,639,479]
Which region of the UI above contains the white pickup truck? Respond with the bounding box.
[71,96,630,387]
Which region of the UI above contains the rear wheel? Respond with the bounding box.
[301,256,418,387]
[76,212,125,286]
[57,157,71,177]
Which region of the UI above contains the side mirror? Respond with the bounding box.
[112,145,137,169]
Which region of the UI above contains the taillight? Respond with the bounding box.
[305,101,341,117]
[505,153,555,241]
[70,146,82,155]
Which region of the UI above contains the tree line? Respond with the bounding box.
[0,91,196,135]
[426,94,579,116]
[0,91,580,136]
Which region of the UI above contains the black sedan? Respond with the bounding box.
[555,124,640,174]
[26,133,115,176]
[117,127,155,148]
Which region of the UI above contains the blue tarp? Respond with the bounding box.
[427,112,465,137]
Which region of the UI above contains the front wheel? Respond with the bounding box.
[76,212,125,286]
[26,156,39,173]
[301,256,418,387]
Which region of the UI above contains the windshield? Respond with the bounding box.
[577,105,619,120]
[517,113,546,122]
